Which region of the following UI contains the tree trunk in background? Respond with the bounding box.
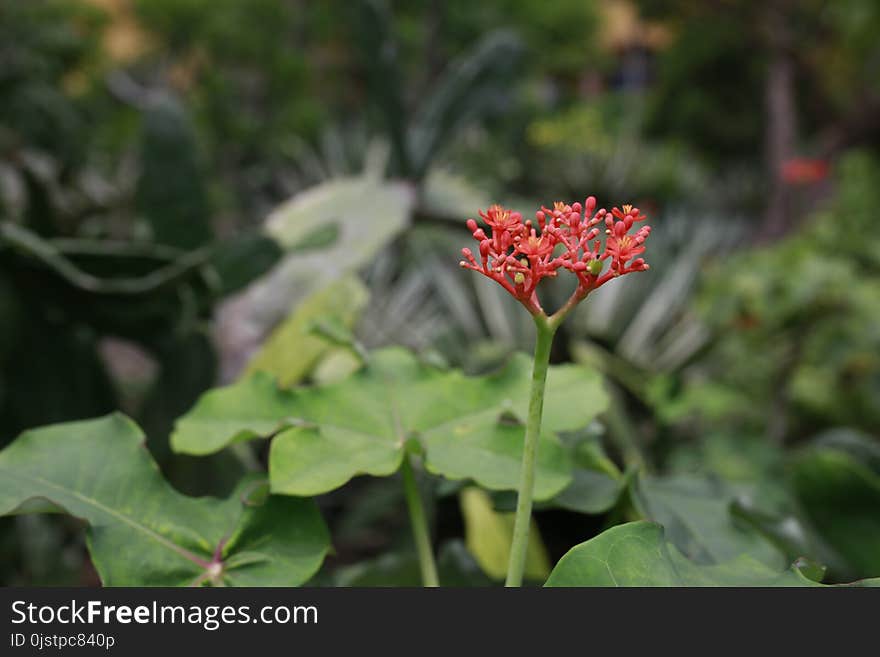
[762,4,797,241]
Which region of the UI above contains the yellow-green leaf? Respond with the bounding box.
[460,487,550,581]
[246,276,368,387]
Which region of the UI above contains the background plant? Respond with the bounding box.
[2,0,879,587]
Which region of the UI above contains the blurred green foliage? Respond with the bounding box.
[133,0,339,189]
[655,152,880,441]
[644,18,764,163]
[637,0,880,161]
[0,0,282,474]
[2,0,880,586]
[0,0,107,166]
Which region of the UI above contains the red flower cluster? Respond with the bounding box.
[460,197,650,316]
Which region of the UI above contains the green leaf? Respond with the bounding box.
[221,176,412,362]
[729,498,848,577]
[207,233,284,297]
[634,474,786,568]
[553,469,624,515]
[245,276,369,387]
[174,348,609,499]
[0,414,329,586]
[264,177,412,256]
[270,425,404,495]
[551,429,624,514]
[171,372,297,456]
[545,521,826,587]
[270,348,580,498]
[311,348,365,385]
[789,447,880,577]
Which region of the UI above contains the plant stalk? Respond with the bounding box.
[505,316,556,586]
[401,452,440,587]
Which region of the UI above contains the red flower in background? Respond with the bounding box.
[460,197,651,316]
[781,158,829,185]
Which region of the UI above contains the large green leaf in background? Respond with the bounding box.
[550,428,626,515]
[0,415,329,586]
[257,173,410,326]
[544,522,879,587]
[790,445,880,578]
[173,347,609,499]
[265,175,411,258]
[214,175,413,379]
[633,475,786,568]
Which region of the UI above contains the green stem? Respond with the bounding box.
[506,316,556,587]
[401,452,440,587]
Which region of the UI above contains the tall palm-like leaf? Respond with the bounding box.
[355,0,523,181]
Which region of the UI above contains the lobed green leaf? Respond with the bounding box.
[0,414,330,586]
[173,348,610,500]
